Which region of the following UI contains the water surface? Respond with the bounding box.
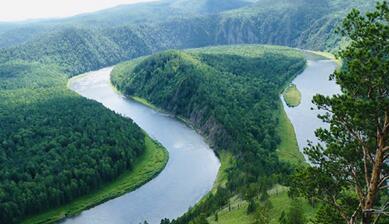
[282,60,340,157]
[66,67,220,224]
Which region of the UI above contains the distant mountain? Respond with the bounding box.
[0,1,383,223]
[0,0,251,49]
[0,0,379,52]
[0,0,379,77]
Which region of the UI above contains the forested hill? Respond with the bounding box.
[0,27,151,74]
[0,0,378,58]
[112,45,305,151]
[0,1,383,223]
[111,45,306,222]
[0,0,376,77]
[0,13,157,224]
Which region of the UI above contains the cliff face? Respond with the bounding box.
[168,82,233,150]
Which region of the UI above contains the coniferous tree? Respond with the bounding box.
[291,2,389,223]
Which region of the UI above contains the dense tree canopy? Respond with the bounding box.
[0,1,385,223]
[0,0,379,57]
[112,45,306,222]
[0,54,147,224]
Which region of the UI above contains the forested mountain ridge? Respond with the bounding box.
[0,0,251,49]
[0,27,152,74]
[0,1,384,223]
[111,45,307,223]
[0,0,377,78]
[0,0,378,54]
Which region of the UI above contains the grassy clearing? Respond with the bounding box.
[208,196,254,224]
[267,185,317,224]
[283,84,301,108]
[305,50,342,68]
[207,185,316,224]
[306,50,336,61]
[22,136,168,224]
[212,152,234,192]
[276,104,305,165]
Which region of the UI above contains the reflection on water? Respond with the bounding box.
[65,67,220,224]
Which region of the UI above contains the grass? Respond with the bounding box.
[207,185,316,224]
[268,185,316,224]
[208,196,254,224]
[276,103,305,165]
[212,151,234,192]
[22,136,168,224]
[305,50,342,67]
[283,84,302,107]
[131,96,160,111]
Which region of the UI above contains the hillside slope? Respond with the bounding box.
[112,45,306,223]
[0,35,164,224]
[0,1,382,223]
[0,0,379,53]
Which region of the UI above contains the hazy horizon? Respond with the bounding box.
[0,0,157,22]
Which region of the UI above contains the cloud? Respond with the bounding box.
[0,0,156,22]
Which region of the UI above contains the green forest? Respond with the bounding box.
[0,0,379,56]
[111,45,307,223]
[0,50,151,224]
[0,0,388,223]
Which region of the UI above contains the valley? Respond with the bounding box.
[0,1,387,224]
[109,45,314,223]
[62,67,220,224]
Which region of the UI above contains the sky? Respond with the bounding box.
[0,0,156,22]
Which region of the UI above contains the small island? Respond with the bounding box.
[283,84,302,107]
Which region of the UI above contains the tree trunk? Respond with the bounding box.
[362,130,385,224]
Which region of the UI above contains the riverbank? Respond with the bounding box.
[65,67,220,223]
[127,95,233,195]
[22,136,168,224]
[276,103,305,165]
[305,50,342,67]
[205,53,339,224]
[205,102,311,224]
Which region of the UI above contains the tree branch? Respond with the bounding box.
[312,193,351,223]
[336,114,374,164]
[349,202,362,224]
[378,175,389,188]
[351,169,365,202]
[363,147,371,187]
[383,111,389,133]
[331,195,350,223]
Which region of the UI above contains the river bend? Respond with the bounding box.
[66,68,220,224]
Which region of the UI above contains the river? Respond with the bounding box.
[65,58,338,224]
[66,67,220,224]
[282,59,340,156]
